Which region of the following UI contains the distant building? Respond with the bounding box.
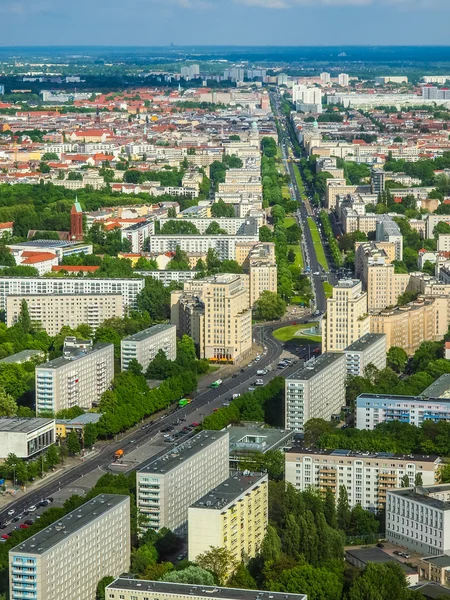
[338,73,349,86]
[0,417,55,459]
[70,201,83,241]
[121,324,177,372]
[0,350,44,365]
[371,167,386,195]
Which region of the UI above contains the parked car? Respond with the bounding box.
[376,543,384,549]
[393,550,401,556]
[24,520,34,526]
[190,422,200,428]
[1,534,10,540]
[7,509,15,517]
[19,524,29,529]
[12,516,20,523]
[28,505,37,513]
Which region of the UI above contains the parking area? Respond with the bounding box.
[345,541,423,567]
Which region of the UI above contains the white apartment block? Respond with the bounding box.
[35,343,114,413]
[121,221,154,253]
[438,234,450,252]
[158,217,255,236]
[387,485,450,556]
[148,232,259,261]
[285,353,347,433]
[140,270,197,286]
[344,333,387,377]
[136,431,229,534]
[188,474,268,565]
[0,277,144,312]
[338,73,350,86]
[9,494,130,600]
[121,324,176,372]
[0,417,55,459]
[286,448,439,513]
[7,294,124,336]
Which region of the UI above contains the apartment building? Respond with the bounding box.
[171,274,252,363]
[136,431,229,534]
[188,473,268,565]
[323,280,370,352]
[0,417,55,459]
[121,220,154,253]
[9,494,130,600]
[387,485,450,556]
[7,294,124,335]
[356,394,450,430]
[370,298,441,354]
[344,333,387,377]
[158,217,254,236]
[437,234,450,252]
[0,277,144,312]
[376,216,403,261]
[121,324,176,372]
[35,342,114,413]
[248,243,277,305]
[285,353,347,433]
[106,580,307,600]
[286,447,439,512]
[235,241,276,268]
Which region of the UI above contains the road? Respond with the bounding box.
[271,94,327,314]
[0,324,291,527]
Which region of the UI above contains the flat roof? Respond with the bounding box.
[421,555,450,567]
[0,350,43,364]
[421,374,450,398]
[11,494,128,556]
[191,473,266,511]
[7,241,86,249]
[345,547,417,574]
[286,352,344,382]
[389,485,450,511]
[357,393,450,405]
[228,424,293,454]
[56,413,102,426]
[122,324,175,344]
[0,417,54,434]
[286,446,439,463]
[138,431,228,475]
[36,343,113,370]
[344,333,386,353]
[106,580,307,600]
[409,583,450,599]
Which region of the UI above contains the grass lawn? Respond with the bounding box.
[288,244,304,269]
[307,217,328,271]
[323,281,333,298]
[291,295,308,306]
[282,185,291,200]
[284,216,296,228]
[293,163,305,199]
[273,323,322,343]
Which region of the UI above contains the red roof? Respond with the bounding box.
[21,252,57,265]
[52,265,100,273]
[0,222,13,229]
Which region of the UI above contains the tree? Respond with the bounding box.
[83,423,98,448]
[387,347,408,373]
[228,564,257,589]
[267,564,343,600]
[287,249,296,263]
[304,418,333,447]
[324,488,337,529]
[206,248,221,274]
[196,546,237,585]
[176,335,197,367]
[205,221,227,235]
[415,473,423,487]
[211,199,235,218]
[39,162,50,174]
[67,430,81,455]
[127,358,144,376]
[348,504,379,537]
[337,485,351,532]
[41,152,59,161]
[259,225,274,242]
[0,387,18,416]
[163,566,215,585]
[167,246,191,271]
[261,524,282,563]
[96,576,115,600]
[131,543,158,576]
[18,299,32,334]
[348,562,412,600]
[146,349,174,380]
[254,291,286,320]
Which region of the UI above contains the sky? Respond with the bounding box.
[1,0,450,46]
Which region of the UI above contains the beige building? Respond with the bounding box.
[418,555,450,586]
[121,324,177,372]
[370,297,440,354]
[438,234,450,252]
[9,494,130,600]
[323,280,370,352]
[7,294,124,336]
[286,448,439,512]
[235,241,276,268]
[171,274,252,363]
[326,179,371,210]
[188,473,268,566]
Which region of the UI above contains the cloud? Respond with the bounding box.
[235,0,442,7]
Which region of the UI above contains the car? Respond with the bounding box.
[28,505,37,513]
[403,553,410,559]
[164,436,174,443]
[46,497,53,503]
[1,534,10,540]
[240,368,245,373]
[248,386,256,392]
[313,271,320,276]
[7,509,14,517]
[190,422,200,427]
[0,523,6,530]
[182,427,190,432]
[376,543,384,549]
[393,550,401,556]
[141,425,149,430]
[247,362,253,368]
[232,374,238,378]
[19,524,29,529]
[38,500,48,508]
[24,520,34,526]
[11,516,20,523]
[223,401,230,407]
[255,355,261,361]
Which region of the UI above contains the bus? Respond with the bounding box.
[178,398,191,407]
[210,379,223,389]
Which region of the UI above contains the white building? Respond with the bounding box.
[338,73,350,86]
[9,494,130,600]
[136,431,229,534]
[387,485,450,556]
[121,324,177,372]
[35,343,114,413]
[344,333,387,377]
[121,220,154,253]
[0,417,55,459]
[286,447,440,513]
[285,353,347,433]
[292,84,323,113]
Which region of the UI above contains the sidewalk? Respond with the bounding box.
[197,342,264,391]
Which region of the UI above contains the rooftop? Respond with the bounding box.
[106,580,307,600]
[345,547,417,575]
[191,473,267,511]
[286,446,440,463]
[388,485,450,511]
[122,324,175,344]
[0,417,54,434]
[0,349,43,364]
[11,494,128,556]
[421,374,450,399]
[344,333,386,353]
[286,352,345,382]
[36,343,113,370]
[56,413,102,426]
[357,393,450,405]
[228,424,293,454]
[421,555,450,568]
[138,431,228,475]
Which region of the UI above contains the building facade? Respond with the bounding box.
[9,494,130,600]
[344,333,387,377]
[121,324,176,372]
[0,417,55,459]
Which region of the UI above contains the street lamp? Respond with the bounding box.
[11,464,17,487]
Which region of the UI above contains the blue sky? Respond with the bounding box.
[0,0,449,46]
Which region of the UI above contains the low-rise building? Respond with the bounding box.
[345,547,418,586]
[0,417,55,459]
[121,324,176,372]
[0,350,44,365]
[285,353,347,433]
[55,412,103,441]
[9,494,130,600]
[188,473,268,566]
[418,554,450,586]
[227,424,294,470]
[344,333,387,377]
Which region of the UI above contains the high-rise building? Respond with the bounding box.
[121,324,176,372]
[323,279,370,352]
[285,353,347,433]
[292,84,323,113]
[171,274,252,364]
[320,72,331,84]
[338,73,350,86]
[35,341,114,413]
[188,473,268,566]
[286,447,439,512]
[375,215,402,260]
[136,431,229,534]
[181,64,200,80]
[0,85,4,95]
[344,333,387,377]
[70,200,83,241]
[9,494,130,600]
[371,167,386,195]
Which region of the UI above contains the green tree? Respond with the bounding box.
[304,418,334,446]
[206,248,221,274]
[400,474,410,488]
[254,291,286,320]
[83,423,98,448]
[39,162,50,174]
[261,524,282,563]
[196,546,237,585]
[176,335,197,366]
[324,488,337,529]
[228,564,257,589]
[415,472,423,486]
[162,566,215,585]
[67,430,81,455]
[205,221,228,235]
[18,299,32,334]
[0,387,18,416]
[211,199,235,218]
[146,349,175,380]
[348,562,412,600]
[259,225,274,242]
[41,152,59,161]
[387,347,408,373]
[267,564,343,600]
[131,543,158,576]
[337,485,351,532]
[167,246,191,271]
[96,576,115,600]
[348,504,379,537]
[127,358,144,376]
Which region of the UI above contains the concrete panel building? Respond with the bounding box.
[0,417,55,459]
[286,447,440,512]
[344,333,387,377]
[136,431,229,534]
[121,324,176,372]
[9,494,130,600]
[35,343,114,413]
[285,353,347,433]
[188,473,268,566]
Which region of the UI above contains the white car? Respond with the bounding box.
[7,509,15,517]
[27,505,37,513]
